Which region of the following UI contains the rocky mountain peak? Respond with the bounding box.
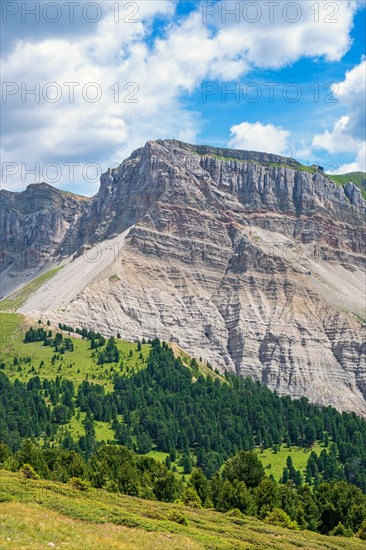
[2,141,366,416]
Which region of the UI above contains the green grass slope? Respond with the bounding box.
[0,312,150,445]
[0,312,150,391]
[258,443,323,481]
[1,471,364,550]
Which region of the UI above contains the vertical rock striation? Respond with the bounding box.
[3,140,366,415]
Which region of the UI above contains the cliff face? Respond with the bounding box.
[3,140,366,414]
[0,183,90,295]
[76,139,365,256]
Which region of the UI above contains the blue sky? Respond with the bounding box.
[1,1,365,195]
[192,5,366,165]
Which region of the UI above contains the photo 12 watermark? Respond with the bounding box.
[1,161,104,185]
[201,1,340,24]
[2,81,140,104]
[1,1,140,24]
[202,81,339,104]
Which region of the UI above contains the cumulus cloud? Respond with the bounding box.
[0,0,361,192]
[312,116,359,154]
[228,122,291,155]
[211,0,358,68]
[338,142,366,173]
[312,58,366,173]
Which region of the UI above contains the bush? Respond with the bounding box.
[329,522,353,537]
[20,463,39,479]
[357,519,366,540]
[69,477,91,492]
[178,487,202,508]
[265,508,299,530]
[0,443,11,463]
[225,508,245,519]
[3,456,18,472]
[169,510,189,526]
[222,451,264,488]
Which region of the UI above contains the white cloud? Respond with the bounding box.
[312,58,366,173]
[212,0,358,67]
[312,115,359,154]
[337,56,366,141]
[338,142,366,173]
[228,122,291,155]
[0,0,361,192]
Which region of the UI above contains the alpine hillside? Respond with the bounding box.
[1,140,365,415]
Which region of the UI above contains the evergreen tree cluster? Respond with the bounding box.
[24,328,74,354]
[11,338,366,490]
[59,323,107,347]
[86,339,366,489]
[2,334,366,538]
[0,373,75,450]
[97,337,120,364]
[280,455,302,486]
[58,322,110,349]
[58,323,75,333]
[24,327,48,343]
[1,439,366,538]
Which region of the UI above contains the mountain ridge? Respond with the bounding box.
[1,140,365,415]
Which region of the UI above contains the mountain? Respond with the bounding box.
[1,140,365,415]
[0,183,90,297]
[329,171,366,200]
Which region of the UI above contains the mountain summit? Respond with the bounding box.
[1,140,365,414]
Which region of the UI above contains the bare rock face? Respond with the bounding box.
[0,183,90,295]
[77,140,365,255]
[5,140,366,415]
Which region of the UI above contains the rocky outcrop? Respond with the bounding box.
[0,183,90,295]
[4,140,366,415]
[79,140,366,256]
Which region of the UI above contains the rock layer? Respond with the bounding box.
[3,140,366,414]
[0,183,90,296]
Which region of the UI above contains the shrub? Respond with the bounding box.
[265,508,299,530]
[3,456,18,472]
[20,463,39,479]
[222,451,265,488]
[225,508,244,519]
[357,519,366,540]
[0,442,11,463]
[69,477,91,492]
[329,522,353,537]
[169,510,189,526]
[178,487,202,508]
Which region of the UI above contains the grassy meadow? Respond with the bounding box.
[0,311,150,447]
[0,312,150,391]
[1,471,365,550]
[0,311,327,480]
[257,443,323,482]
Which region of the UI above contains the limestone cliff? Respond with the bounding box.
[3,140,366,415]
[0,183,90,296]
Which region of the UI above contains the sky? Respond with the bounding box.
[1,0,365,195]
